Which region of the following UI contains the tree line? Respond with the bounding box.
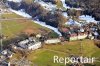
[7,1,67,28]
[65,0,100,21]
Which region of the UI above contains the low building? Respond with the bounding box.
[18,38,42,50]
[78,32,88,40]
[1,49,13,58]
[69,32,88,41]
[44,38,61,44]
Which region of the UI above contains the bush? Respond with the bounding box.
[48,31,59,38]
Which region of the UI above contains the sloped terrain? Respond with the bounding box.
[65,0,100,21]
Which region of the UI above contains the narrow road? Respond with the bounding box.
[0,18,31,21]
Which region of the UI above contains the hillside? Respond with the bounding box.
[1,13,50,38]
[0,0,100,66]
[65,0,100,21]
[7,0,100,28]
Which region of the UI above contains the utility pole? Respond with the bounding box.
[80,40,83,56]
[0,12,3,51]
[0,0,3,51]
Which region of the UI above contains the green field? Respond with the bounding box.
[1,13,49,38]
[11,40,100,66]
[1,10,100,66]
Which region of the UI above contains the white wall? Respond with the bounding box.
[44,39,61,44]
[28,42,42,50]
[70,34,87,41]
[78,34,87,40]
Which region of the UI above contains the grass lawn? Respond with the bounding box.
[27,49,67,66]
[56,0,63,8]
[44,40,95,56]
[11,40,100,66]
[28,40,100,66]
[1,13,22,19]
[1,13,50,38]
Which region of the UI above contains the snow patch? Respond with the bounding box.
[62,12,68,18]
[9,9,32,18]
[60,0,70,9]
[60,0,82,10]
[7,0,22,2]
[34,19,62,36]
[61,0,98,24]
[65,19,81,26]
[79,15,97,23]
[35,0,57,11]
[9,9,62,36]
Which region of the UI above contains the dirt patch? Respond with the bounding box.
[23,28,38,35]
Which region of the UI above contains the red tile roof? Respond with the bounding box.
[62,28,69,32]
[70,33,77,37]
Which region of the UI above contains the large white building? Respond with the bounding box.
[18,38,42,50]
[69,33,88,41]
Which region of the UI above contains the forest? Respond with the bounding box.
[65,0,100,21]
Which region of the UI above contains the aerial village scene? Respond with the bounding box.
[0,0,100,66]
